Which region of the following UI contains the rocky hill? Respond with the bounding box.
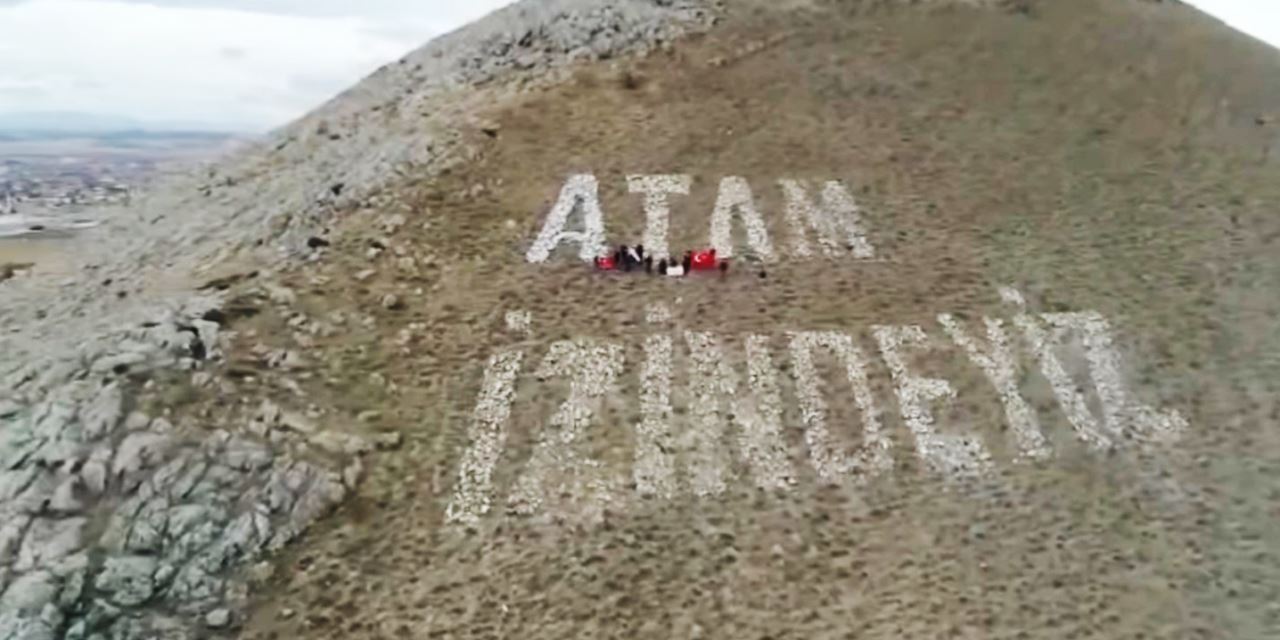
[2,0,1280,638]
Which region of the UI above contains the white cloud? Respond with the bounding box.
[0,0,513,132]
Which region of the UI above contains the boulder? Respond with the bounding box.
[15,518,85,572]
[204,608,232,629]
[94,555,158,607]
[112,432,171,478]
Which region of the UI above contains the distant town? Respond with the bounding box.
[0,129,249,217]
[1,158,142,213]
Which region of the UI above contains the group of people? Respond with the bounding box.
[594,244,727,276]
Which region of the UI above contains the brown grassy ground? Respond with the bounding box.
[177,0,1280,637]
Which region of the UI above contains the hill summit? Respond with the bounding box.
[2,1,1280,639]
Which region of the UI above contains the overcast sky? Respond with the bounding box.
[0,0,514,132]
[0,0,1274,133]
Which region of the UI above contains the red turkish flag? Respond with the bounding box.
[691,249,717,270]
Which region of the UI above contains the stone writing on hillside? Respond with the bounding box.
[446,288,1189,526]
[525,174,877,263]
[441,174,1194,526]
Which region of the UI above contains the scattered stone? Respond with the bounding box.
[380,294,403,311]
[342,458,363,490]
[354,269,377,282]
[375,432,404,451]
[380,214,407,234]
[279,351,309,371]
[205,608,232,629]
[224,438,274,471]
[280,411,318,435]
[246,561,275,586]
[356,410,382,424]
[263,284,297,306]
[0,262,34,284]
[124,411,152,432]
[310,431,372,457]
[197,271,258,292]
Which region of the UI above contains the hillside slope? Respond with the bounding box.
[4,0,1280,639]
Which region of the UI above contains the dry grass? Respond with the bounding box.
[219,0,1280,638]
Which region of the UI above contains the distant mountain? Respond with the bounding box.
[0,111,247,136]
[0,111,146,134]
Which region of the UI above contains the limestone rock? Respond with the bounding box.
[1,570,59,613]
[375,431,404,451]
[49,476,84,514]
[223,438,273,472]
[79,448,112,495]
[0,516,32,564]
[279,411,317,435]
[94,555,158,607]
[342,458,363,490]
[205,608,231,629]
[309,431,372,456]
[80,385,123,439]
[15,518,85,573]
[263,283,297,306]
[112,432,170,478]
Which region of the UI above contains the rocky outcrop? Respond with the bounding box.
[0,1,720,637]
[0,308,351,639]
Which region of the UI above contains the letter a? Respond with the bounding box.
[525,174,608,263]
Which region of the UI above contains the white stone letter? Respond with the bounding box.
[628,174,691,260]
[684,332,795,495]
[780,179,876,259]
[525,174,608,263]
[874,325,992,478]
[1000,287,1113,450]
[709,176,775,261]
[446,349,524,526]
[635,306,676,499]
[508,339,624,521]
[788,331,892,483]
[683,331,734,497]
[938,313,1050,460]
[739,335,796,491]
[1042,311,1188,444]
